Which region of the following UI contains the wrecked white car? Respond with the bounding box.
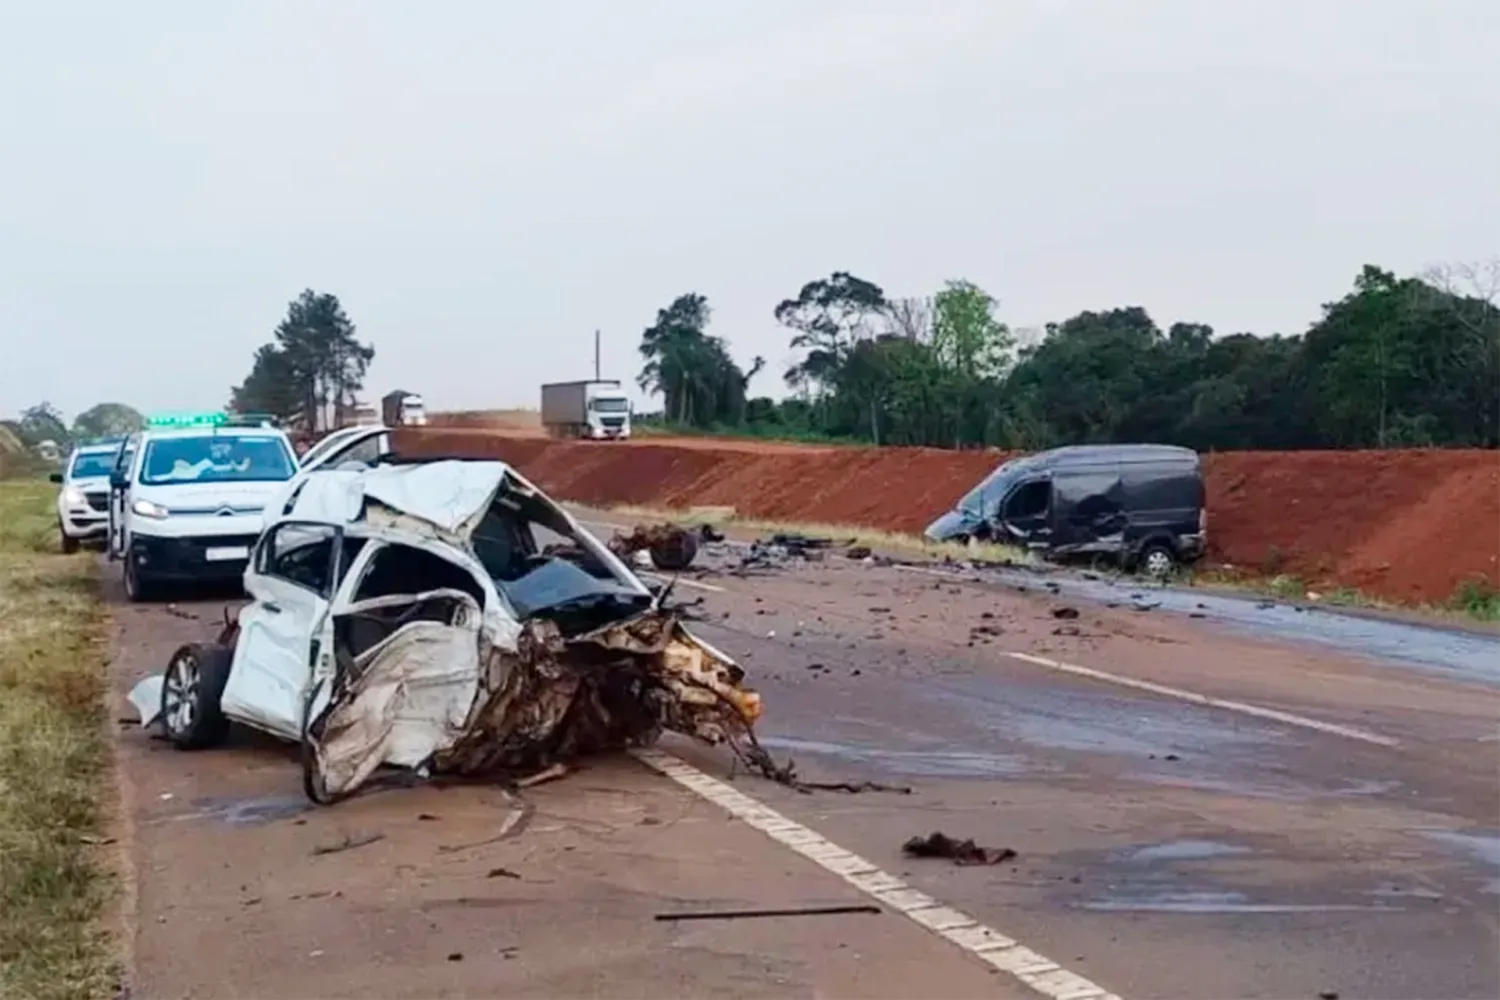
[129,458,763,803]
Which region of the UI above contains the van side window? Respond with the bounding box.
[1004,480,1051,520]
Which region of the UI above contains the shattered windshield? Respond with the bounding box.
[955,457,1033,517]
[499,557,647,620]
[471,490,647,622]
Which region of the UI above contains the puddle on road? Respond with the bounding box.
[1420,829,1500,894]
[187,794,312,826]
[1125,839,1252,863]
[757,735,1037,779]
[1081,890,1400,914]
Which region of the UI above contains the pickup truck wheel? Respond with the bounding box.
[161,643,232,750]
[59,526,79,554]
[1137,541,1178,579]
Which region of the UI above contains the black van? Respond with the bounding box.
[924,444,1206,575]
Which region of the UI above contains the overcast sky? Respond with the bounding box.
[2,0,1497,419]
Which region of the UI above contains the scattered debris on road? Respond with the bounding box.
[1051,606,1081,620]
[654,904,881,922]
[608,521,701,571]
[311,831,385,856]
[902,831,1017,866]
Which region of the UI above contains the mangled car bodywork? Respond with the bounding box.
[129,459,762,802]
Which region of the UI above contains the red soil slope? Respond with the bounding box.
[397,429,1499,604]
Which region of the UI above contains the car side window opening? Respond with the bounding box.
[260,523,342,596]
[1004,479,1051,521]
[351,544,486,605]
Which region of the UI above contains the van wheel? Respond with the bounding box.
[161,643,232,750]
[1138,542,1177,579]
[59,527,79,555]
[123,554,160,602]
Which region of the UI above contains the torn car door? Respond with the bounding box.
[301,536,503,800]
[220,521,342,740]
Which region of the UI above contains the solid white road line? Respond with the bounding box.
[632,747,1124,1000]
[1005,651,1399,747]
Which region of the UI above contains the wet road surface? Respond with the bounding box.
[105,522,1500,999]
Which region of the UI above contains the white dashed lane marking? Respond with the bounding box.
[633,748,1124,1000]
[1004,651,1398,747]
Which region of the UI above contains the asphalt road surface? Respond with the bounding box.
[104,526,1500,1000]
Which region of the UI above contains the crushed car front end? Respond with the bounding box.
[132,458,764,804]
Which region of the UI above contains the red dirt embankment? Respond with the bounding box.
[396,429,1499,604]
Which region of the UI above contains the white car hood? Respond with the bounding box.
[69,475,110,493]
[136,480,287,512]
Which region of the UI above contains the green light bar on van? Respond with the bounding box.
[146,411,229,429]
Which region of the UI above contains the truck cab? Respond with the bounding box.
[381,391,428,427]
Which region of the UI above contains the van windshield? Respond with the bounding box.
[140,434,296,485]
[955,457,1036,517]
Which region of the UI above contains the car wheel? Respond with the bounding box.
[123,553,158,602]
[59,527,79,555]
[300,675,354,806]
[161,643,233,750]
[1138,541,1177,579]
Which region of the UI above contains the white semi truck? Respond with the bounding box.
[541,380,632,440]
[381,390,428,427]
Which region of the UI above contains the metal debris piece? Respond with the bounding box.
[608,522,700,571]
[901,831,1016,866]
[311,831,386,856]
[654,904,881,922]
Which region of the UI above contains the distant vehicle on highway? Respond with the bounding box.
[925,444,1206,577]
[381,390,428,427]
[50,438,125,553]
[541,379,632,440]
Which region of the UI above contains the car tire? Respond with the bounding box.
[1137,540,1178,579]
[123,552,159,602]
[160,642,232,750]
[59,527,79,555]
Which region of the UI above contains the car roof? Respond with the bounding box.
[139,425,289,441]
[72,442,124,454]
[1033,444,1198,467]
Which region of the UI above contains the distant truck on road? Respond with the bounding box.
[541,380,632,440]
[381,390,428,428]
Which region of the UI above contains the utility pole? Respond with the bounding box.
[593,329,601,381]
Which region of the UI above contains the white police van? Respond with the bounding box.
[50,438,126,553]
[107,413,302,601]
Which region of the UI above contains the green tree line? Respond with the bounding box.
[637,262,1500,450]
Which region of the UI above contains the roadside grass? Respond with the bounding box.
[1449,576,1500,622]
[0,479,116,999]
[599,503,1037,566]
[600,502,1500,626]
